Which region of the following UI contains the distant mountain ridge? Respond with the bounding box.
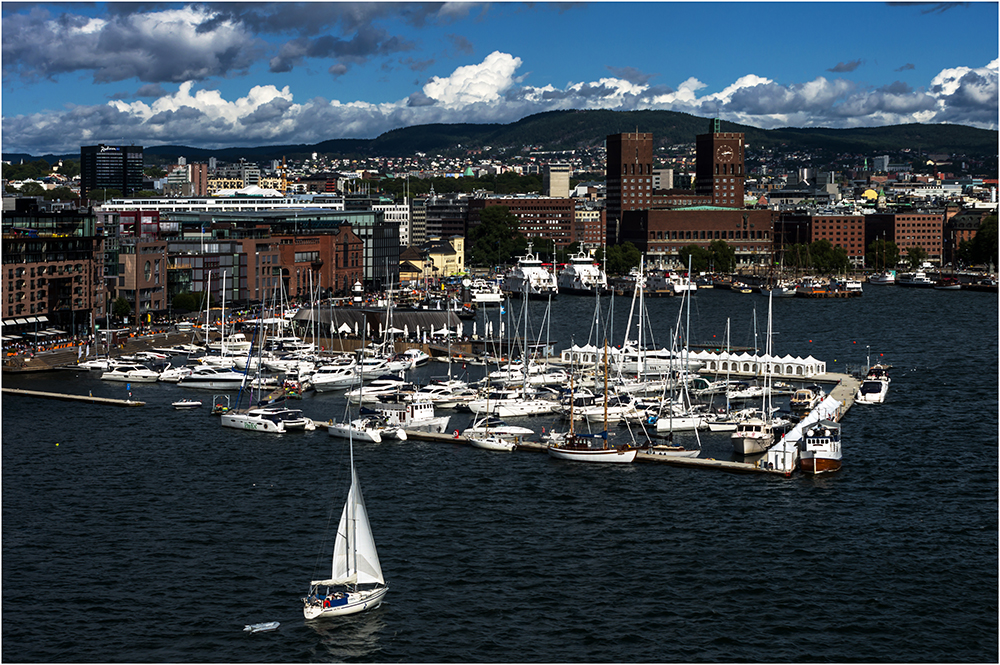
[5,109,997,165]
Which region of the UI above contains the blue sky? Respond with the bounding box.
[2,2,997,155]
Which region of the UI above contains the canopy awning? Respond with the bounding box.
[15,318,28,325]
[36,315,49,323]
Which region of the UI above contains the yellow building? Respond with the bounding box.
[425,236,465,276]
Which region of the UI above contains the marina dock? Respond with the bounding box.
[403,371,861,477]
[2,387,145,407]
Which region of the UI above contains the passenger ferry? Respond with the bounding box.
[557,252,608,295]
[502,243,558,299]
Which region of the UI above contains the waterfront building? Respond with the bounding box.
[80,144,144,201]
[425,192,469,239]
[573,205,606,250]
[373,203,411,247]
[619,207,774,266]
[944,207,992,264]
[468,195,575,248]
[274,224,364,297]
[1,198,99,335]
[410,196,428,247]
[774,212,867,266]
[98,196,344,214]
[865,211,944,263]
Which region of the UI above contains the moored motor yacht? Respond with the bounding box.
[731,417,775,455]
[177,365,247,390]
[799,419,842,474]
[371,399,451,434]
[897,270,935,287]
[855,364,891,404]
[221,407,315,433]
[100,364,160,383]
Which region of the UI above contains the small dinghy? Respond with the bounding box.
[172,399,203,410]
[243,621,280,633]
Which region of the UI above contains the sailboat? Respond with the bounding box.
[731,290,776,455]
[546,339,638,464]
[302,434,388,619]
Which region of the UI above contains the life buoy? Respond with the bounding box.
[453,429,460,439]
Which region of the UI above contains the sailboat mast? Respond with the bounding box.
[603,337,609,448]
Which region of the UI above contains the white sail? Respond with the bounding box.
[314,466,384,587]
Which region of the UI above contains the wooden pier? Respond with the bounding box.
[1,387,145,407]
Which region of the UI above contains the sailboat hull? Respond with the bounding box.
[303,584,388,619]
[547,445,638,463]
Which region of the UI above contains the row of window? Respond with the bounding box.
[649,229,769,240]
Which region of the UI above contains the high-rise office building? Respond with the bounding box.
[543,163,571,198]
[80,144,144,200]
[605,132,653,244]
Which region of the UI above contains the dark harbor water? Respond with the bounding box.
[3,286,997,663]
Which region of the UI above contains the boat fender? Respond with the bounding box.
[647,415,657,425]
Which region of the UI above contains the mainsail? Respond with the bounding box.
[312,466,384,586]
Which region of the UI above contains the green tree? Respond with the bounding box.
[969,215,998,267]
[43,186,79,201]
[172,293,199,313]
[904,245,928,270]
[605,242,641,275]
[144,166,167,179]
[133,190,161,198]
[708,239,736,273]
[18,182,45,196]
[467,206,526,267]
[555,241,581,265]
[808,239,850,273]
[1,159,51,181]
[677,245,712,273]
[865,239,900,270]
[112,297,132,322]
[88,188,122,202]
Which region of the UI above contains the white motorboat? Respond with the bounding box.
[409,380,474,409]
[177,366,247,390]
[462,416,534,442]
[311,366,362,392]
[303,427,388,619]
[799,419,842,474]
[731,417,774,454]
[327,418,385,443]
[580,394,639,424]
[645,442,701,458]
[172,399,203,409]
[855,364,891,404]
[345,375,416,404]
[502,242,558,299]
[652,409,706,433]
[790,386,824,412]
[897,270,935,288]
[469,279,504,304]
[467,389,558,417]
[221,406,315,433]
[100,364,160,383]
[78,357,116,371]
[557,251,608,295]
[195,355,240,368]
[401,348,430,367]
[373,399,450,434]
[868,271,896,285]
[467,434,517,452]
[208,331,253,355]
[158,365,194,382]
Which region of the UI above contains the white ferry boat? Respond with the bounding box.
[502,243,558,299]
[557,252,608,295]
